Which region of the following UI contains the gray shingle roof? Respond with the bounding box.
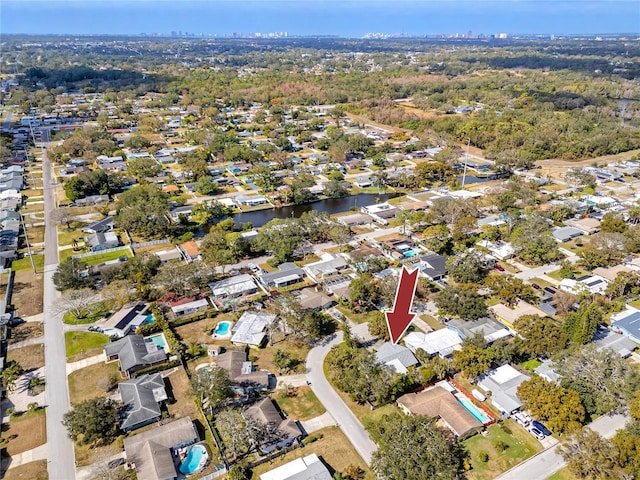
[119,373,167,430]
[104,335,167,374]
[375,342,419,369]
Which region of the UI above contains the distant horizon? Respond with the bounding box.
[2,1,639,37]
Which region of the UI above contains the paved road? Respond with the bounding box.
[497,413,628,480]
[42,147,77,480]
[305,331,377,465]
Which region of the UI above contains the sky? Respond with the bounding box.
[1,0,639,36]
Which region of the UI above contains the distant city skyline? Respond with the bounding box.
[2,1,639,37]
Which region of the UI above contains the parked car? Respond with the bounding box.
[8,317,26,326]
[107,458,125,469]
[248,263,260,273]
[529,427,546,440]
[514,412,531,427]
[531,283,541,290]
[495,264,505,272]
[532,420,551,436]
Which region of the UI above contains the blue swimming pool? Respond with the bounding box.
[214,321,231,336]
[458,397,491,424]
[145,333,167,351]
[403,249,421,258]
[179,444,208,475]
[144,314,155,325]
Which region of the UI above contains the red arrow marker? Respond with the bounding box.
[385,266,419,344]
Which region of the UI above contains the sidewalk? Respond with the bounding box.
[2,443,48,471]
[300,411,335,434]
[66,353,107,375]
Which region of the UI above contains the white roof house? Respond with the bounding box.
[559,274,609,296]
[231,311,277,346]
[260,453,331,480]
[477,240,515,260]
[478,365,530,415]
[403,329,462,358]
[209,274,259,300]
[170,298,209,317]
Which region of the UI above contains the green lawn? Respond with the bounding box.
[520,359,542,373]
[64,331,110,360]
[547,467,579,480]
[57,224,88,247]
[273,386,326,421]
[19,203,44,214]
[62,302,109,325]
[11,254,45,272]
[464,420,543,480]
[335,305,380,324]
[82,248,132,266]
[420,314,444,331]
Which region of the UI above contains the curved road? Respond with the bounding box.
[497,413,628,480]
[305,331,377,465]
[42,147,76,479]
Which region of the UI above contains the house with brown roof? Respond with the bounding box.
[216,350,271,393]
[244,397,303,453]
[179,240,201,262]
[397,386,483,438]
[123,416,199,480]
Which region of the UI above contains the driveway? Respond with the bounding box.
[496,413,628,480]
[41,147,77,479]
[305,331,377,465]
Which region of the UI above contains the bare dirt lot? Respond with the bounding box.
[11,271,44,317]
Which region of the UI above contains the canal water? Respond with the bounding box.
[233,193,398,228]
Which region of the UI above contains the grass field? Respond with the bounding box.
[250,338,311,375]
[6,343,45,371]
[64,331,110,361]
[420,313,444,330]
[547,467,579,480]
[1,409,47,456]
[11,269,44,316]
[81,248,132,266]
[68,361,121,404]
[249,426,373,480]
[273,386,326,421]
[3,460,48,480]
[11,253,45,272]
[335,305,380,324]
[464,420,543,480]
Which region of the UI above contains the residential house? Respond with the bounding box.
[375,342,419,374]
[303,255,349,283]
[477,240,515,260]
[403,328,462,358]
[82,216,114,234]
[236,194,268,207]
[418,253,448,281]
[118,373,168,432]
[102,303,149,338]
[397,386,483,438]
[490,300,547,330]
[446,316,511,344]
[478,365,530,415]
[75,194,109,206]
[552,226,584,243]
[297,288,335,311]
[361,202,397,225]
[534,360,560,383]
[231,311,277,346]
[337,213,372,227]
[260,263,305,289]
[104,335,167,378]
[154,248,183,264]
[169,205,194,222]
[611,308,640,344]
[86,231,119,252]
[259,453,332,480]
[209,274,259,303]
[564,217,601,235]
[593,327,637,358]
[170,297,209,317]
[216,350,270,392]
[179,241,201,262]
[123,416,199,480]
[243,398,302,453]
[558,274,609,296]
[592,264,633,282]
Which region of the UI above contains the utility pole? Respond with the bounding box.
[461,137,471,189]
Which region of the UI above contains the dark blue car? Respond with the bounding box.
[532,420,551,436]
